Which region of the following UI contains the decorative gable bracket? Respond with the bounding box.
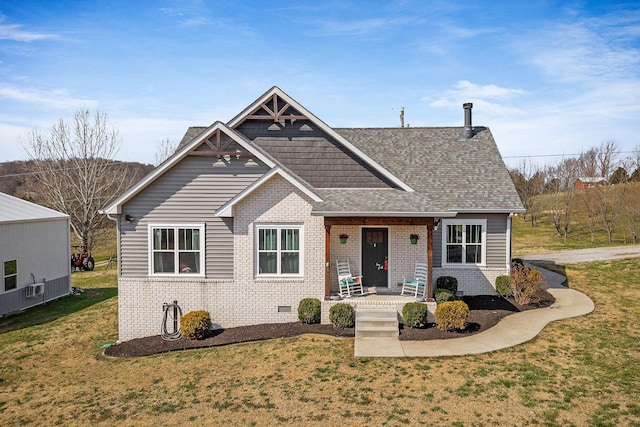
[187,129,252,158]
[245,93,308,126]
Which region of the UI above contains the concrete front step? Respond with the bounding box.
[355,307,399,338]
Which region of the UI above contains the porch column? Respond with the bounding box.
[325,224,331,298]
[427,224,434,299]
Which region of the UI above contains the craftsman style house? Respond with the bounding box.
[102,87,524,341]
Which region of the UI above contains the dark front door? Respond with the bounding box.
[361,228,388,288]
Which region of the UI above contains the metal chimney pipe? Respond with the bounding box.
[462,102,473,139]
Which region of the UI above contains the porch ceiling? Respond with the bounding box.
[324,217,434,226]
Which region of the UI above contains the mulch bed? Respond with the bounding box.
[105,290,555,358]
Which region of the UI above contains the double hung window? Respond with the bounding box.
[256,225,302,276]
[3,260,17,292]
[442,219,486,266]
[150,224,204,275]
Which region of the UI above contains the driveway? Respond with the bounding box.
[520,245,640,265]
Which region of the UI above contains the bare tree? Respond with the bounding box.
[579,187,600,244]
[155,137,178,166]
[579,140,619,180]
[510,160,545,227]
[598,184,623,244]
[579,148,599,178]
[23,109,134,250]
[625,145,640,182]
[620,182,640,244]
[546,157,578,242]
[596,139,618,180]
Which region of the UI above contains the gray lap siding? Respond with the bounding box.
[433,213,510,295]
[119,156,269,279]
[432,213,509,269]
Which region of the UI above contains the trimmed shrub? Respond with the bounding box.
[436,276,458,293]
[402,302,428,328]
[495,275,513,297]
[298,298,321,324]
[434,300,470,331]
[180,310,212,340]
[329,303,355,328]
[434,288,455,304]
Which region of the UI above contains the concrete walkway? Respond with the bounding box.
[354,261,595,358]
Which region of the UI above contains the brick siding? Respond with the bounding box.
[117,175,325,341]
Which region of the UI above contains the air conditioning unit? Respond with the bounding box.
[26,283,45,298]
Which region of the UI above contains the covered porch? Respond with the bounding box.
[323,217,436,300]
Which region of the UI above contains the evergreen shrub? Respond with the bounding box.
[402,302,429,328]
[329,303,355,328]
[436,276,458,293]
[180,310,212,340]
[298,298,321,324]
[434,300,470,331]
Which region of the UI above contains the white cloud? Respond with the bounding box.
[0,85,98,110]
[514,12,640,84]
[0,14,56,42]
[313,16,422,37]
[428,80,528,116]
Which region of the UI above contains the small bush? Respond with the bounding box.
[434,301,470,331]
[329,303,355,328]
[495,275,513,297]
[402,302,428,328]
[180,310,212,340]
[510,264,548,305]
[434,288,455,304]
[436,276,458,293]
[512,258,524,268]
[298,298,321,324]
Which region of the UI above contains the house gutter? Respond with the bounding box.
[312,211,458,218]
[454,208,527,214]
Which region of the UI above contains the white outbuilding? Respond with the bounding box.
[0,192,71,316]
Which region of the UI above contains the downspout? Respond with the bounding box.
[324,223,331,298]
[427,223,434,300]
[105,213,121,276]
[507,213,513,274]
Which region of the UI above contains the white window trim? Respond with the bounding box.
[255,224,304,278]
[148,223,205,277]
[441,219,487,267]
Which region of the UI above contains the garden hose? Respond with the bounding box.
[161,301,182,341]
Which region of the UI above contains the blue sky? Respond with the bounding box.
[0,0,639,167]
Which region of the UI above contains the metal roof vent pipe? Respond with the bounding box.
[462,102,473,139]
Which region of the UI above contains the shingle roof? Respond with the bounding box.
[0,192,68,224]
[175,124,523,216]
[316,126,524,214]
[159,87,524,217]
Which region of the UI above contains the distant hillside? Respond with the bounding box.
[0,160,154,200]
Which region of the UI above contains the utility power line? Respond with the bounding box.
[504,150,638,159]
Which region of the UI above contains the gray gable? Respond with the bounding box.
[235,119,396,189]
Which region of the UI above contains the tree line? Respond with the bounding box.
[509,140,640,244]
